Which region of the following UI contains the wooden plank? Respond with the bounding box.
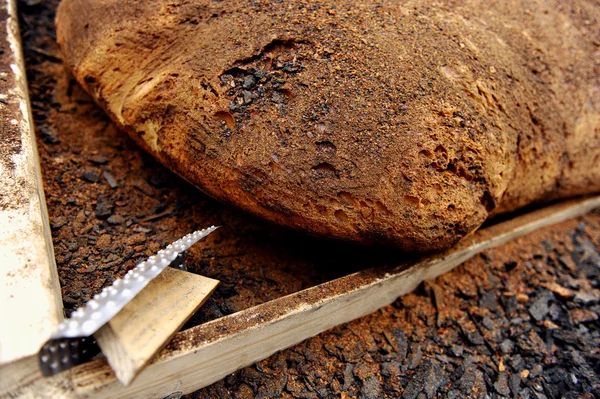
[0,0,62,370]
[3,196,596,398]
[94,268,219,386]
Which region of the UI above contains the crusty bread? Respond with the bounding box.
[56,0,600,251]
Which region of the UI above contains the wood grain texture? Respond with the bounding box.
[3,196,597,398]
[0,0,62,368]
[94,268,219,386]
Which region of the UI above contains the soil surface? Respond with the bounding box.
[18,1,600,398]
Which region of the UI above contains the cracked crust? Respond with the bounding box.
[56,0,600,251]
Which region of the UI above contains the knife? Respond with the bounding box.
[38,226,217,376]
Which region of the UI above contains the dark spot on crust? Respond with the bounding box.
[315,140,336,156]
[214,111,235,131]
[312,162,338,177]
[334,209,348,221]
[480,191,496,213]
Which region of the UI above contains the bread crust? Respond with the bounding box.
[56,0,600,251]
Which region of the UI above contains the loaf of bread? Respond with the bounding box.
[56,0,600,251]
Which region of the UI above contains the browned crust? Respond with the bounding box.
[55,0,600,251]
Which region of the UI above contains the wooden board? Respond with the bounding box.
[0,0,62,369]
[95,268,219,386]
[2,196,598,399]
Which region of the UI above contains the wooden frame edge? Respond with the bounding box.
[6,197,594,398]
[0,0,63,376]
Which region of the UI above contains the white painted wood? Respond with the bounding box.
[0,0,63,370]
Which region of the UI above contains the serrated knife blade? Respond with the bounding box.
[53,226,218,339]
[39,226,217,376]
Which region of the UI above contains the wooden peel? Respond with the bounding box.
[94,268,219,386]
[3,196,598,398]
